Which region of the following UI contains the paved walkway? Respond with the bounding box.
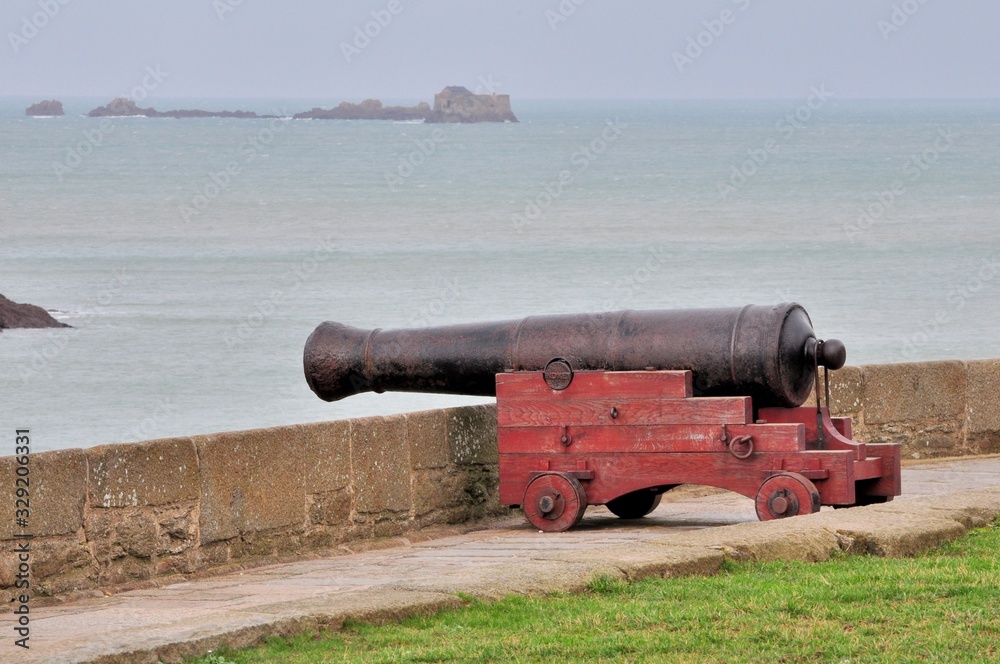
[4,456,1000,664]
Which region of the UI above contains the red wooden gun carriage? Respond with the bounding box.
[305,305,901,532]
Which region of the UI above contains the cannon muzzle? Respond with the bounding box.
[303,304,844,408]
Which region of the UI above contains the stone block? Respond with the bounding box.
[0,448,86,540]
[966,359,1000,434]
[351,415,411,514]
[808,364,865,416]
[863,420,963,458]
[447,404,498,465]
[196,541,231,568]
[967,431,1000,454]
[660,517,842,563]
[229,529,301,560]
[307,489,352,526]
[301,522,351,550]
[87,437,198,508]
[809,509,967,557]
[389,560,624,601]
[96,553,156,587]
[85,506,158,561]
[300,420,351,495]
[372,517,410,539]
[29,533,95,596]
[0,532,93,596]
[156,502,199,556]
[869,492,1000,530]
[407,409,450,470]
[544,544,725,582]
[411,468,463,517]
[863,361,966,424]
[156,549,200,576]
[195,426,305,544]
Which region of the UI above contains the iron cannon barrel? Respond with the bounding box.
[303,303,845,408]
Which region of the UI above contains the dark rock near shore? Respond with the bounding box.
[293,99,433,121]
[86,98,279,119]
[0,294,71,330]
[26,99,64,116]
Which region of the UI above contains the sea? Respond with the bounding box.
[2,97,998,452]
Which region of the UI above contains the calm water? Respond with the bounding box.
[2,97,998,451]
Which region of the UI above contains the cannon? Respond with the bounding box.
[304,304,901,531]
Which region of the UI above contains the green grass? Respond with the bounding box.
[190,521,999,664]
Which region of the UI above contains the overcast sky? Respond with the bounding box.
[2,1,997,101]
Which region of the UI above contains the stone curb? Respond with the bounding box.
[85,590,464,664]
[66,486,1000,664]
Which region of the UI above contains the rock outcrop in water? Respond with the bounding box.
[294,87,517,123]
[86,98,279,119]
[82,87,518,123]
[0,294,70,330]
[293,99,433,121]
[427,86,518,123]
[26,99,64,116]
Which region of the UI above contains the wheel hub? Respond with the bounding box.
[768,490,797,517]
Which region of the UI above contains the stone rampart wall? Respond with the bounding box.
[0,405,499,603]
[2,359,998,603]
[815,359,1000,458]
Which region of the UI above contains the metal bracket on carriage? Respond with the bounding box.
[529,459,595,482]
[758,406,868,460]
[528,469,596,481]
[763,465,831,481]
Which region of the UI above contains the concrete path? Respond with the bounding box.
[4,456,1000,664]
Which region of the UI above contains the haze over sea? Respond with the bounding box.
[2,97,999,452]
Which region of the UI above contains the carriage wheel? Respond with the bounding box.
[523,472,588,532]
[755,472,821,521]
[606,490,663,519]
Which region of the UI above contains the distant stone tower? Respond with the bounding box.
[428,86,518,123]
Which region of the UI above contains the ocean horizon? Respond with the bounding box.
[2,97,999,452]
